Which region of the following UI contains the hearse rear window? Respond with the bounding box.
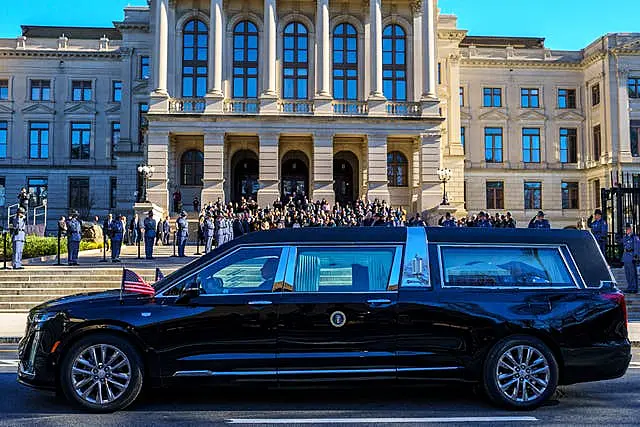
[293,247,396,292]
[440,246,575,288]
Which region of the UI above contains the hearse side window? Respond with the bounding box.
[165,247,283,296]
[440,246,575,288]
[292,247,396,292]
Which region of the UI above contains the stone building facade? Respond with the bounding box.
[0,0,639,230]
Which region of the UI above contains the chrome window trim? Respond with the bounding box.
[437,243,580,290]
[586,231,616,288]
[401,227,430,288]
[558,245,587,289]
[172,366,462,377]
[286,244,403,294]
[156,245,287,298]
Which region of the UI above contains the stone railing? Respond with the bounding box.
[168,98,206,113]
[223,99,261,114]
[332,101,369,116]
[386,101,422,117]
[278,100,315,114]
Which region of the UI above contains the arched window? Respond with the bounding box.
[233,21,259,99]
[383,24,407,101]
[333,23,358,100]
[283,22,308,99]
[387,151,408,187]
[181,150,204,186]
[182,19,208,98]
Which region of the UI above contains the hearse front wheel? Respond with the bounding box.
[483,335,559,410]
[59,333,144,412]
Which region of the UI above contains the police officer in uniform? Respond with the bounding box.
[66,210,82,265]
[441,212,457,228]
[588,209,608,254]
[528,211,551,229]
[143,210,156,260]
[11,207,27,269]
[476,212,493,228]
[204,213,215,253]
[176,211,189,257]
[622,223,640,294]
[109,214,124,262]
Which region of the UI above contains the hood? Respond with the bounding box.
[32,290,144,312]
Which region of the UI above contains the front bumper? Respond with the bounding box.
[16,319,62,391]
[560,340,632,385]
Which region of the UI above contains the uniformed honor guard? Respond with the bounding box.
[11,207,27,269]
[588,209,608,254]
[528,211,551,229]
[476,212,493,228]
[622,223,640,294]
[204,213,215,253]
[66,210,82,265]
[441,212,457,228]
[176,211,189,257]
[143,210,156,260]
[109,214,124,263]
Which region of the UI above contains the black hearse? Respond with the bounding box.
[18,227,631,411]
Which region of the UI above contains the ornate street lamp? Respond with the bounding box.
[437,168,452,206]
[137,164,155,203]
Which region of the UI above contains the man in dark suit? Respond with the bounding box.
[143,210,156,260]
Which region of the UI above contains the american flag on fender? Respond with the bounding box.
[121,268,155,296]
[155,267,164,282]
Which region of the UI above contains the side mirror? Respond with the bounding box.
[177,280,201,304]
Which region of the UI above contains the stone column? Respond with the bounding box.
[257,132,280,207]
[367,134,390,202]
[262,0,277,98]
[419,131,442,213]
[315,0,331,98]
[202,132,226,203]
[146,129,170,212]
[208,0,224,97]
[153,0,169,96]
[447,54,464,155]
[421,0,437,100]
[313,132,335,203]
[412,1,423,102]
[617,68,633,161]
[369,0,384,100]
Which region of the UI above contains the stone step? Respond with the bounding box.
[0,287,116,295]
[0,279,155,286]
[0,294,116,303]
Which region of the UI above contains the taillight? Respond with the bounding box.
[601,293,628,326]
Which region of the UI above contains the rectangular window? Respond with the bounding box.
[459,86,464,106]
[110,177,117,209]
[484,127,503,163]
[521,88,540,108]
[440,246,574,288]
[138,103,148,146]
[29,122,49,159]
[27,178,48,207]
[522,128,541,163]
[111,122,120,158]
[558,88,576,109]
[30,80,51,101]
[524,181,542,210]
[71,80,92,101]
[593,124,601,161]
[293,246,397,292]
[437,63,442,84]
[631,120,640,157]
[486,181,504,210]
[483,87,502,107]
[593,179,601,208]
[0,177,5,207]
[560,128,577,163]
[70,123,91,160]
[592,83,600,106]
[0,80,8,100]
[628,77,640,99]
[461,126,466,154]
[112,81,122,102]
[69,177,90,211]
[140,56,150,80]
[562,182,579,209]
[0,121,7,158]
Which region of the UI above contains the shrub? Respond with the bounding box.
[0,235,103,260]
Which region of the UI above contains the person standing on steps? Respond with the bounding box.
[204,213,215,253]
[109,214,124,263]
[162,215,171,246]
[66,210,82,265]
[587,209,608,255]
[176,211,189,257]
[622,223,640,294]
[143,210,156,260]
[11,207,27,269]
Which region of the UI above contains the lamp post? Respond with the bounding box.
[137,164,155,203]
[437,168,452,206]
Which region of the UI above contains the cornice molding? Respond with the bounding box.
[438,29,468,43]
[0,49,122,59]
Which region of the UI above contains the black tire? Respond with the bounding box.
[59,333,144,412]
[483,335,559,410]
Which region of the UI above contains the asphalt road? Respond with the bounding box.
[0,345,638,427]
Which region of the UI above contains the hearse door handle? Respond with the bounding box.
[248,300,273,306]
[367,299,392,307]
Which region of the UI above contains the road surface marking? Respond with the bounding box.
[227,416,539,424]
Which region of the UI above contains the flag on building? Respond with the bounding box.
[121,268,155,296]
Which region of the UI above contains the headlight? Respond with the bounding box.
[31,312,59,325]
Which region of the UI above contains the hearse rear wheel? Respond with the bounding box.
[60,333,144,412]
[483,335,558,410]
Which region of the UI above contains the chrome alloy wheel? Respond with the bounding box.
[495,344,551,403]
[70,344,132,406]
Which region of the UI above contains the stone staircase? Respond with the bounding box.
[611,268,640,320]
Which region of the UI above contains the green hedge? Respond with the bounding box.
[0,235,103,260]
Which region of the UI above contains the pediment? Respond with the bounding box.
[517,110,547,121]
[64,103,96,115]
[105,103,121,114]
[0,103,14,114]
[554,110,585,122]
[460,110,472,120]
[21,103,55,114]
[132,81,150,95]
[478,109,509,121]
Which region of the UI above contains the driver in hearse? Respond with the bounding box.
[256,257,279,292]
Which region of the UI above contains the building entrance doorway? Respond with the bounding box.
[281,151,309,201]
[334,151,359,204]
[231,150,259,202]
